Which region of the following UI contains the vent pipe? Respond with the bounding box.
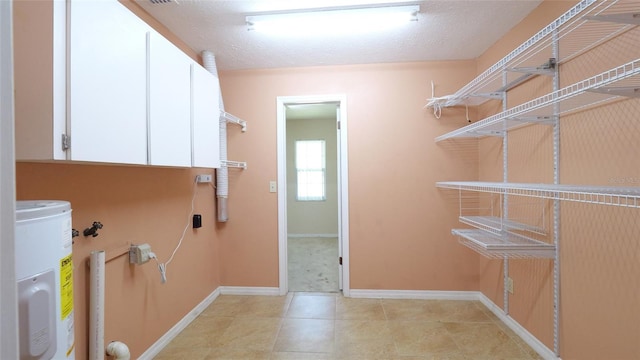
[201,51,228,222]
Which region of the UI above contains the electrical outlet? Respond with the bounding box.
[196,174,212,183]
[507,277,514,294]
[129,243,152,265]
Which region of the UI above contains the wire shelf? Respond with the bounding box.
[438,181,640,208]
[221,160,247,169]
[459,216,547,236]
[452,229,556,259]
[426,0,639,109]
[220,110,247,132]
[435,59,640,141]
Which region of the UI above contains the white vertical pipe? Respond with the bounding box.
[89,250,105,360]
[201,50,229,222]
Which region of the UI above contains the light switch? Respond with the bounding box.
[269,181,277,193]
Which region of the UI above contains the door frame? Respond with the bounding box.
[277,94,350,296]
[1,0,19,356]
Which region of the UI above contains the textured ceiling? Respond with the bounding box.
[135,0,543,71]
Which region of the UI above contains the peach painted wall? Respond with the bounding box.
[13,1,220,359]
[16,164,220,359]
[475,1,640,359]
[218,61,480,291]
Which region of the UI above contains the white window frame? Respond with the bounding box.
[295,139,326,201]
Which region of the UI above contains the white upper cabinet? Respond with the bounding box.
[148,31,193,167]
[191,64,221,168]
[14,0,221,168]
[68,0,149,164]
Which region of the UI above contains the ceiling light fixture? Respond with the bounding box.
[246,4,419,36]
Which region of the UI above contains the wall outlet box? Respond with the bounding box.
[129,243,152,265]
[196,174,212,183]
[193,214,202,228]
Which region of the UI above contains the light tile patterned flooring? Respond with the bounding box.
[154,293,543,360]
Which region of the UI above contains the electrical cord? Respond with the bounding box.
[153,177,199,284]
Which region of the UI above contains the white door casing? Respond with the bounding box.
[277,95,350,296]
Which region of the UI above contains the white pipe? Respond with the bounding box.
[106,341,130,360]
[202,50,229,222]
[89,250,105,360]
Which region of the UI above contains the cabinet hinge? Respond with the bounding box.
[61,134,71,151]
[339,256,343,265]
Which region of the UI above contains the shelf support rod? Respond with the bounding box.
[502,66,510,317]
[552,28,561,358]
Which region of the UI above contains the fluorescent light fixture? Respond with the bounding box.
[246,4,419,36]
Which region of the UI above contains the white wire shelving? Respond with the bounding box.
[221,160,247,169]
[459,216,547,236]
[435,59,640,141]
[220,110,247,132]
[438,181,640,208]
[426,0,639,109]
[452,229,556,259]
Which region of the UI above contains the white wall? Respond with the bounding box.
[0,0,19,357]
[286,117,338,236]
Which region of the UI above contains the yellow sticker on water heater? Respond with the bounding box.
[60,254,74,319]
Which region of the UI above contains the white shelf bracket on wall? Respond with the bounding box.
[220,110,247,132]
[221,160,247,170]
[584,12,640,25]
[587,86,640,98]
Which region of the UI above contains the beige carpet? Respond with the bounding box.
[288,237,339,292]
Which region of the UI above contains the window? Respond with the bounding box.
[296,140,326,201]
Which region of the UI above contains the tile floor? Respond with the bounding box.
[154,292,542,360]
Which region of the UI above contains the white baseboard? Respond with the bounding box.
[478,294,559,360]
[288,234,338,238]
[138,288,221,360]
[348,289,481,301]
[219,286,281,296]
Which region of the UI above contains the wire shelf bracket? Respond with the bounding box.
[584,12,640,26]
[220,111,247,132]
[221,160,247,169]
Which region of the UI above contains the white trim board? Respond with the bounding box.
[477,293,559,360]
[277,94,350,297]
[349,289,558,360]
[349,289,480,300]
[138,288,221,360]
[219,286,281,296]
[288,234,338,238]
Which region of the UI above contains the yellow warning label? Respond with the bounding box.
[60,254,74,320]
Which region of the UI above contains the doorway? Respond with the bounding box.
[277,95,349,296]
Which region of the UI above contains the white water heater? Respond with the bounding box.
[16,201,75,360]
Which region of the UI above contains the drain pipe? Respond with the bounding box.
[201,50,228,222]
[106,341,130,360]
[89,250,105,360]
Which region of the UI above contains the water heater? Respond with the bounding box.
[16,201,75,360]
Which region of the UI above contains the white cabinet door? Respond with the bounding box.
[148,31,192,167]
[68,0,149,164]
[191,64,221,168]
